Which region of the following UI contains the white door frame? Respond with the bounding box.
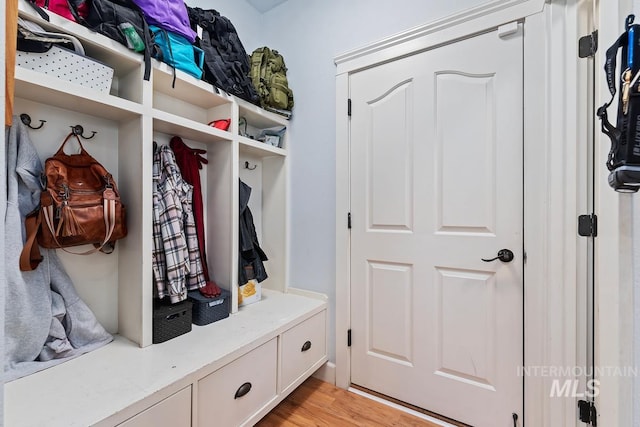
[335,0,630,425]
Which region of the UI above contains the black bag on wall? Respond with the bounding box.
[187,7,259,104]
[598,14,640,192]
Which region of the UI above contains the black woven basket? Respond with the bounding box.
[153,299,193,344]
[188,288,230,326]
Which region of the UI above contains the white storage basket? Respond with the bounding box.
[17,45,114,93]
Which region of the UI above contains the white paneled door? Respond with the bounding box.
[349,27,523,427]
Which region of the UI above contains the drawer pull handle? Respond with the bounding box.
[301,340,312,352]
[234,382,252,399]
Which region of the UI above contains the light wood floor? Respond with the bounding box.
[257,377,442,427]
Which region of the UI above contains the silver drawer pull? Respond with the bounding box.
[301,340,312,352]
[234,382,252,399]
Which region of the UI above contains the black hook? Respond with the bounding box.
[20,113,46,130]
[244,161,257,170]
[626,14,635,30]
[70,125,97,140]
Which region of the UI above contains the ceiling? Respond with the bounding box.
[246,0,288,13]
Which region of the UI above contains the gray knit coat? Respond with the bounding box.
[4,119,113,382]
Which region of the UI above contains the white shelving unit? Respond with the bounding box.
[5,3,327,426]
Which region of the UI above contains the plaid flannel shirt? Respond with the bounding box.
[152,144,206,303]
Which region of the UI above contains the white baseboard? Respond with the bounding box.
[312,361,336,385]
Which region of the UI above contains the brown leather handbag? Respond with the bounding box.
[20,133,127,271]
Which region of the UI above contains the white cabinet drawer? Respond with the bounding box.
[118,386,191,427]
[280,310,327,393]
[198,338,277,427]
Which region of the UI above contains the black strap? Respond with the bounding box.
[601,32,627,111]
[597,32,625,167]
[161,28,177,88]
[601,15,637,110]
[65,0,82,22]
[597,16,635,171]
[26,0,51,21]
[116,0,152,81]
[141,19,151,81]
[597,105,622,170]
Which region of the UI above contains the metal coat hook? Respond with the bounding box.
[20,113,46,130]
[70,125,97,139]
[244,161,257,170]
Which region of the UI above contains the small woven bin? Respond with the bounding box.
[188,289,230,326]
[153,299,193,344]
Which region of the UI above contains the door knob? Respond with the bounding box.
[481,249,514,263]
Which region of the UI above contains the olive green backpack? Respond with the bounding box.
[250,47,294,112]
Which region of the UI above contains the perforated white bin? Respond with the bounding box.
[17,45,114,93]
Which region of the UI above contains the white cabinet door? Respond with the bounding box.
[198,339,277,427]
[280,311,327,394]
[118,386,191,427]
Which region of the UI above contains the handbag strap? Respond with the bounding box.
[19,209,44,271]
[41,188,118,255]
[55,132,88,156]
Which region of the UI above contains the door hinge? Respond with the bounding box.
[348,212,352,229]
[348,98,352,117]
[579,30,598,58]
[578,214,598,237]
[347,329,352,347]
[578,400,597,426]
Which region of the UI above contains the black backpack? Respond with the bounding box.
[187,7,259,104]
[71,0,156,80]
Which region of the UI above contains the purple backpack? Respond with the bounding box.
[132,0,195,42]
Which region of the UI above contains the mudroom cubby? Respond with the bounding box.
[15,5,144,105]
[239,148,287,298]
[237,98,288,148]
[6,2,328,426]
[152,62,233,132]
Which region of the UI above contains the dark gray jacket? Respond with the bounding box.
[239,179,267,285]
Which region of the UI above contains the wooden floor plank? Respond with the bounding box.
[257,377,441,427]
